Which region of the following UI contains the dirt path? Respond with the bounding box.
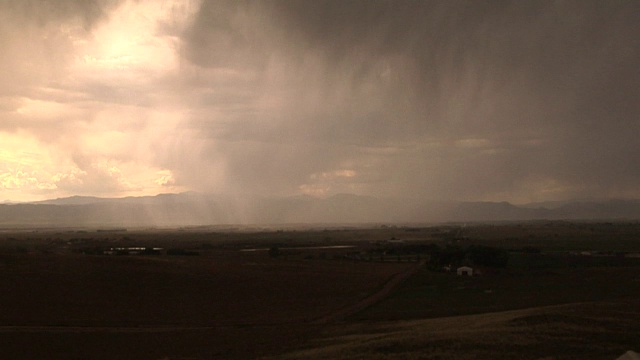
[311,260,425,324]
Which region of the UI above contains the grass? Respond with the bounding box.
[267,299,640,359]
[352,255,640,321]
[1,223,640,359]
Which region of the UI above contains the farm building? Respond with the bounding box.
[457,266,473,276]
[103,247,163,255]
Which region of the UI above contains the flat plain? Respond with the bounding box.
[0,222,639,359]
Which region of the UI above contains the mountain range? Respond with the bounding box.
[1,193,640,228]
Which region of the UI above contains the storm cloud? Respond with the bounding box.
[1,0,639,204]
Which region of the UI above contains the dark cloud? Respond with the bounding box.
[0,0,122,101]
[176,0,640,202]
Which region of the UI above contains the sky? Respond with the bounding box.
[0,0,639,203]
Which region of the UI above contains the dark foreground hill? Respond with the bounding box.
[1,193,640,227]
[266,299,640,360]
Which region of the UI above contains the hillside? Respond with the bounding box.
[1,194,640,227]
[266,299,640,360]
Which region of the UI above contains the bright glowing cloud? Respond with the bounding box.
[74,1,193,75]
[0,0,199,201]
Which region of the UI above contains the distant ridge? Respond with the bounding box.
[1,193,639,227]
[33,195,111,205]
[32,192,202,205]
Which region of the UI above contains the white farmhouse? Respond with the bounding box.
[457,266,473,276]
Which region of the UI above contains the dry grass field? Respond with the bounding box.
[267,298,640,360]
[0,252,409,326]
[0,233,411,359]
[0,232,410,359]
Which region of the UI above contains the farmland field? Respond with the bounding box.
[0,222,639,359]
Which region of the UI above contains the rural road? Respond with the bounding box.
[311,260,426,324]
